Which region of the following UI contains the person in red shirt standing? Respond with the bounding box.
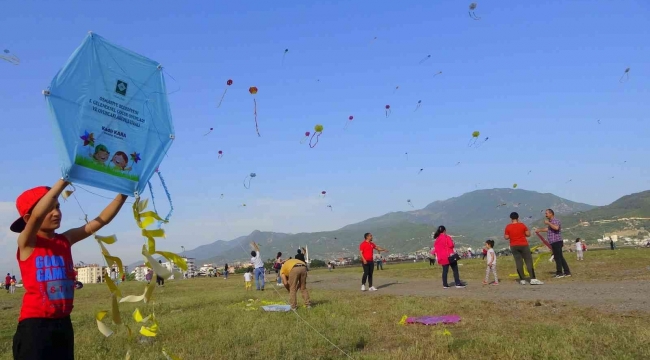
[10,180,127,360]
[5,273,11,293]
[359,233,387,291]
[504,212,544,285]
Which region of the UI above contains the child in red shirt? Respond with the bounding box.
[11,180,127,360]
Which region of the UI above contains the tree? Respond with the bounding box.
[309,259,326,268]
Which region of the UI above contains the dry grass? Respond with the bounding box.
[0,249,649,359]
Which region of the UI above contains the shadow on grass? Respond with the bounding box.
[377,282,400,289]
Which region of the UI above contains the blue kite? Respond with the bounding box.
[43,32,175,196]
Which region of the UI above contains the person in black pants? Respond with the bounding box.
[359,233,388,291]
[536,209,571,278]
[156,260,165,286]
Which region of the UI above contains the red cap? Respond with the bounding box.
[10,186,51,233]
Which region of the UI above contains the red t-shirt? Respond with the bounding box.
[5,275,11,285]
[17,234,75,321]
[359,241,377,261]
[504,222,529,247]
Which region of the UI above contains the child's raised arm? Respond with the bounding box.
[18,180,69,255]
[63,194,128,245]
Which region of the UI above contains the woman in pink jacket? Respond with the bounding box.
[432,225,465,289]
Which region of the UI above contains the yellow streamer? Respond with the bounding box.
[139,318,159,337]
[96,310,114,337]
[133,308,151,323]
[104,254,125,277]
[142,228,165,238]
[105,272,122,298]
[162,349,182,360]
[95,234,118,244]
[139,211,165,222]
[111,294,122,325]
[398,315,408,325]
[142,245,172,279]
[155,251,188,271]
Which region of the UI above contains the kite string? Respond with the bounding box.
[253,98,260,137]
[309,133,321,148]
[232,241,355,360]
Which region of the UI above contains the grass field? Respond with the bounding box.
[74,155,139,181]
[1,249,649,359]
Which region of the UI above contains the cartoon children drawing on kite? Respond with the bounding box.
[92,144,110,164]
[111,151,132,171]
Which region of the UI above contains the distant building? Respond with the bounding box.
[133,265,149,282]
[183,257,196,277]
[76,264,103,284]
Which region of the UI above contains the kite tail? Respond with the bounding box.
[253,98,260,137]
[309,132,321,148]
[217,88,228,108]
[300,136,308,144]
[244,177,251,189]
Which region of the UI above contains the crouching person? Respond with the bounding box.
[280,259,311,310]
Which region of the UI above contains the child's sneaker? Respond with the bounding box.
[369,286,378,291]
[482,281,488,285]
[455,284,466,289]
[554,274,565,279]
[519,280,527,285]
[492,282,499,286]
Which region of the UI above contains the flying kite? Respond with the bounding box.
[249,86,260,137]
[370,36,378,44]
[385,105,391,117]
[217,79,233,108]
[244,173,257,189]
[345,115,353,129]
[218,150,223,159]
[527,170,532,175]
[204,127,213,136]
[419,55,431,64]
[393,86,399,94]
[407,199,414,208]
[468,131,480,147]
[418,168,424,175]
[43,32,174,195]
[497,203,507,208]
[619,68,630,83]
[405,152,408,160]
[327,205,332,211]
[300,131,310,144]
[513,183,518,189]
[474,137,489,148]
[220,194,224,199]
[433,71,442,77]
[321,191,327,197]
[1,49,20,65]
[309,124,323,148]
[469,3,481,20]
[414,100,422,112]
[282,49,289,65]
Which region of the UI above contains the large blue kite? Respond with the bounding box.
[44,32,174,196]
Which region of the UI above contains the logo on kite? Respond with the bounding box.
[43,32,175,196]
[115,80,128,96]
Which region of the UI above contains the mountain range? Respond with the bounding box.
[129,188,650,267]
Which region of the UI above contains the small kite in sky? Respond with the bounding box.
[566,179,572,183]
[513,183,518,189]
[619,67,630,83]
[321,191,327,197]
[393,86,399,94]
[249,86,260,137]
[218,150,223,159]
[345,115,353,129]
[244,173,257,189]
[1,49,20,65]
[240,203,247,207]
[419,55,431,64]
[597,119,601,124]
[220,194,224,199]
[282,49,289,65]
[407,199,414,208]
[405,152,409,160]
[418,168,424,175]
[497,203,507,208]
[370,36,377,44]
[469,3,481,20]
[300,131,310,144]
[204,127,213,136]
[433,71,442,77]
[385,104,391,118]
[527,170,532,175]
[309,124,323,148]
[217,79,233,108]
[468,131,480,147]
[327,205,333,211]
[455,162,461,166]
[414,100,422,112]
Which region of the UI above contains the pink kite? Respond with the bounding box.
[406,315,461,326]
[535,232,552,250]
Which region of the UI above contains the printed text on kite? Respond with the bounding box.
[244,173,257,189]
[300,131,310,144]
[249,86,260,137]
[469,3,481,20]
[43,32,174,195]
[385,105,391,118]
[217,79,233,108]
[1,49,20,65]
[310,124,324,148]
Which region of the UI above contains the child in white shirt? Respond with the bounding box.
[575,238,584,261]
[483,240,498,285]
[244,269,252,290]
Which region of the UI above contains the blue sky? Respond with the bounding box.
[1,0,649,271]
